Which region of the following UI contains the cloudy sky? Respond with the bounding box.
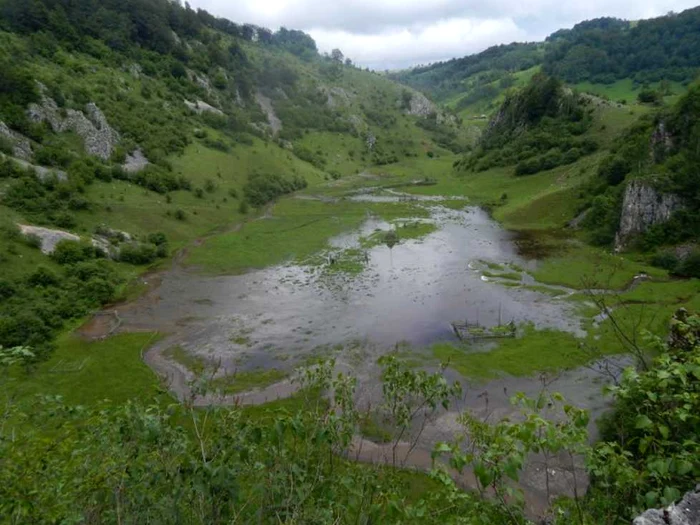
[188,0,700,69]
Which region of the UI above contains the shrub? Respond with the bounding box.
[243,173,307,207]
[51,240,100,265]
[174,209,186,221]
[674,250,700,278]
[28,266,60,287]
[23,233,42,249]
[118,243,158,265]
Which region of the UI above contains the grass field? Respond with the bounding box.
[432,325,586,380]
[6,332,164,405]
[185,197,429,273]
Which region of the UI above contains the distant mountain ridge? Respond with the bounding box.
[393,7,700,112]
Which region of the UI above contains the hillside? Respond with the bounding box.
[0,0,465,358]
[393,7,700,118]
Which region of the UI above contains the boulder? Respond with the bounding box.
[122,148,149,173]
[18,224,79,254]
[633,485,700,525]
[184,99,224,116]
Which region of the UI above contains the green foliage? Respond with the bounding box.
[458,73,595,175]
[0,359,512,524]
[393,42,543,101]
[582,83,700,250]
[243,172,307,207]
[117,242,158,265]
[51,239,103,265]
[588,311,700,520]
[543,9,700,85]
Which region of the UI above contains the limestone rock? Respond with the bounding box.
[122,148,149,173]
[27,95,119,160]
[633,485,700,525]
[0,121,33,160]
[615,179,682,251]
[184,99,224,116]
[405,90,436,117]
[651,121,674,163]
[319,85,352,108]
[1,153,67,182]
[18,224,79,254]
[254,91,282,134]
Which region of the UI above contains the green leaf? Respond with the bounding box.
[635,415,653,430]
[658,425,669,440]
[662,486,681,504]
[676,460,693,476]
[645,491,659,507]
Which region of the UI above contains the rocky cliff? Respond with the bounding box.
[633,485,700,525]
[615,179,683,251]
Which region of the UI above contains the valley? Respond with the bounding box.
[2,1,700,523]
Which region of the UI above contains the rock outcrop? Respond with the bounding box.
[18,224,79,254]
[651,121,674,163]
[0,121,33,160]
[254,91,282,134]
[319,85,353,108]
[405,90,436,117]
[633,485,700,525]
[615,179,683,251]
[1,153,67,181]
[183,99,224,116]
[122,148,149,173]
[27,91,120,160]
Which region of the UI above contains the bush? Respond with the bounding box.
[28,266,60,287]
[174,209,186,221]
[637,89,662,104]
[674,250,700,278]
[23,233,43,249]
[118,243,158,265]
[651,250,679,271]
[51,240,101,265]
[243,173,307,207]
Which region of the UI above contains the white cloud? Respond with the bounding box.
[309,18,529,70]
[188,0,700,68]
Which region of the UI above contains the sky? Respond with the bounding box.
[188,0,700,70]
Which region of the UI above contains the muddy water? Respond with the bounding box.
[87,200,627,515]
[111,205,581,376]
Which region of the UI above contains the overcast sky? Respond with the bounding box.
[188,0,700,70]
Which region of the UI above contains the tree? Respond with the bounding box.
[331,48,344,63]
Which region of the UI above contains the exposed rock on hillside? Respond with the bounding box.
[254,91,282,134]
[633,484,700,525]
[18,224,79,254]
[2,153,67,181]
[0,121,33,160]
[27,92,120,160]
[404,90,436,117]
[319,85,353,108]
[651,121,674,163]
[615,179,683,250]
[122,148,149,173]
[184,99,224,116]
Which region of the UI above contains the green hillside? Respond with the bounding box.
[394,7,700,117]
[0,0,467,358]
